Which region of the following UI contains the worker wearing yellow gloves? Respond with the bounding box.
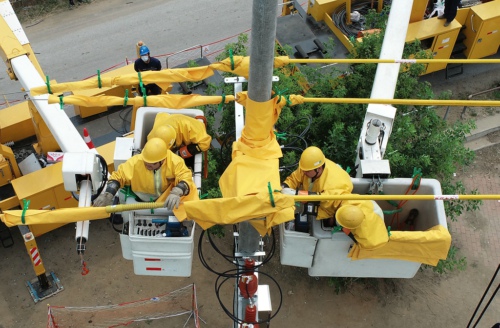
[93,138,197,211]
[147,113,212,159]
[281,146,353,225]
[335,202,389,249]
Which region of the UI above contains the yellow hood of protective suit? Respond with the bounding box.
[340,199,390,250]
[348,225,451,266]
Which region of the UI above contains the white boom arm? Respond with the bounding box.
[355,0,414,178]
[2,0,96,249]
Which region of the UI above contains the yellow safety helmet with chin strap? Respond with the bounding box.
[299,146,326,171]
[141,138,168,163]
[154,125,176,149]
[336,205,365,229]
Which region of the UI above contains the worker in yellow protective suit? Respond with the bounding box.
[147,113,212,159]
[93,138,197,211]
[335,202,389,249]
[280,146,353,225]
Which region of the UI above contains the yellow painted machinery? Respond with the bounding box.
[303,0,500,75]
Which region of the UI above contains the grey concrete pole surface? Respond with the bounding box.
[248,0,279,102]
[238,0,279,255]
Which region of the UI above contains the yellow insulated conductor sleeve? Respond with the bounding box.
[291,194,499,202]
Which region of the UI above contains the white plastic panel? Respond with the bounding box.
[279,223,318,268]
[306,178,447,278]
[113,137,134,171]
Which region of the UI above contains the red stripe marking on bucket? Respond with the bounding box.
[145,258,161,261]
[64,196,72,201]
[146,267,162,271]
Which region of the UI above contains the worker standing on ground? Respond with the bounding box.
[147,113,212,159]
[134,44,162,96]
[335,202,389,249]
[93,138,197,212]
[280,146,353,226]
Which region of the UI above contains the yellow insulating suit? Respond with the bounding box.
[109,150,197,218]
[283,159,353,220]
[147,113,212,151]
[339,200,389,250]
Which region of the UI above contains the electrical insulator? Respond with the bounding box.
[238,258,258,298]
[245,304,257,323]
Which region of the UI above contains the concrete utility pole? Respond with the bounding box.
[238,0,279,255]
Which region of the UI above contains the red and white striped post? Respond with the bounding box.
[83,128,95,149]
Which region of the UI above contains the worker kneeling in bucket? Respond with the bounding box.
[335,202,389,249]
[147,113,211,167]
[93,138,197,217]
[280,146,353,229]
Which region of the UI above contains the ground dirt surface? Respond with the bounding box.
[1,1,500,327]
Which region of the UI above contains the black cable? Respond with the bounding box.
[70,154,108,202]
[472,284,499,328]
[109,197,123,233]
[106,110,126,134]
[198,227,277,277]
[282,134,308,149]
[214,267,283,325]
[279,115,312,145]
[119,107,132,133]
[332,1,388,38]
[467,263,500,328]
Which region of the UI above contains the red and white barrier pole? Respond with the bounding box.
[83,128,95,149]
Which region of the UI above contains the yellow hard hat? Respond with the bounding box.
[299,146,326,171]
[142,138,168,163]
[153,125,176,149]
[336,205,365,229]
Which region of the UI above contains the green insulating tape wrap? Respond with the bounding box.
[143,93,147,106]
[332,225,343,234]
[59,95,64,109]
[150,197,154,214]
[387,226,392,237]
[274,131,287,140]
[120,186,137,201]
[274,88,287,104]
[285,94,291,106]
[138,71,143,85]
[229,48,234,70]
[268,182,275,207]
[218,93,225,111]
[200,193,209,199]
[383,208,403,215]
[346,166,351,174]
[123,89,129,107]
[21,199,30,225]
[97,70,102,88]
[379,191,399,207]
[45,75,52,94]
[412,167,422,190]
